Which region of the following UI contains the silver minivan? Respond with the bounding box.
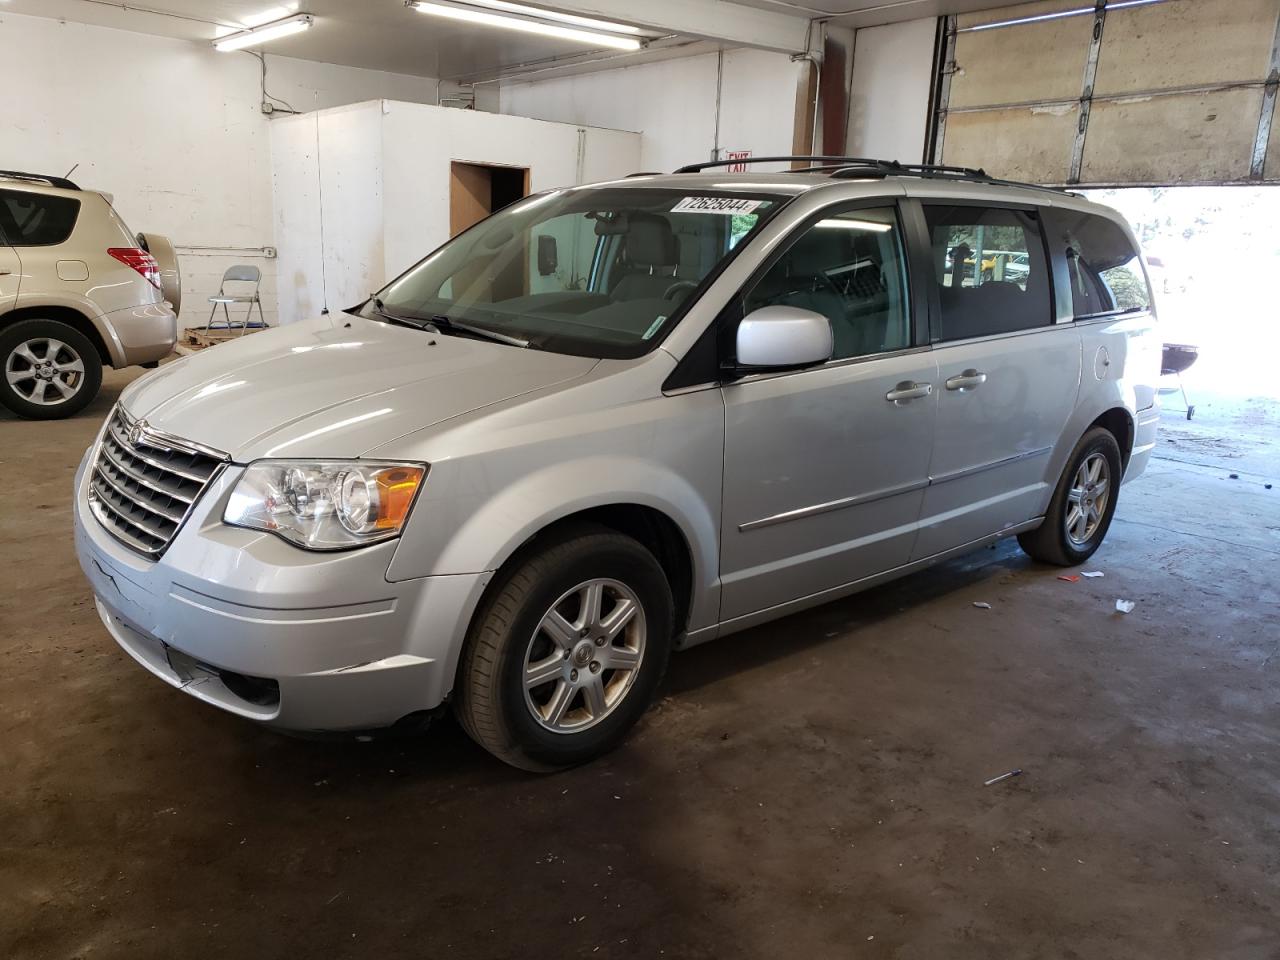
[73,159,1161,770]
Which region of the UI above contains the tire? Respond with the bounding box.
[0,319,103,420]
[454,524,674,772]
[1018,426,1123,566]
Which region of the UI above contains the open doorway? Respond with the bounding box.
[1083,185,1280,475]
[449,161,530,237]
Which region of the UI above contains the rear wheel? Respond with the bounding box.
[454,524,673,771]
[1018,427,1123,566]
[0,319,102,420]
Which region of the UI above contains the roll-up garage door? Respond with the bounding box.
[931,0,1280,185]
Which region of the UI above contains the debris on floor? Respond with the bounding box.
[1082,571,1105,578]
[1115,599,1137,614]
[1058,574,1081,583]
[972,601,992,609]
[984,769,1022,786]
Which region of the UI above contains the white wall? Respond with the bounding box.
[846,18,938,164]
[270,101,642,325]
[501,48,802,174]
[0,11,437,330]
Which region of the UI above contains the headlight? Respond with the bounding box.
[224,461,426,550]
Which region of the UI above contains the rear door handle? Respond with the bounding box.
[0,270,11,276]
[945,369,987,391]
[885,381,933,404]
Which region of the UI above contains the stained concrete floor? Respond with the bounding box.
[2,370,1278,960]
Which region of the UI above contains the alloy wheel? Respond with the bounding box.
[522,578,646,734]
[5,337,86,406]
[1065,452,1111,547]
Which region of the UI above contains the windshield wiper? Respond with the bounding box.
[365,297,530,348]
[366,296,433,331]
[427,314,531,349]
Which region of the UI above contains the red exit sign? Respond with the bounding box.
[725,150,752,173]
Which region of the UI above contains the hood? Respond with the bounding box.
[121,314,598,461]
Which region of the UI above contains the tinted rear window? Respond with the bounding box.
[924,204,1053,341]
[0,189,81,246]
[1043,209,1149,318]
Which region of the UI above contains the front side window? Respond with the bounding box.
[0,190,80,246]
[373,188,785,359]
[1045,209,1150,318]
[924,204,1052,341]
[742,206,911,361]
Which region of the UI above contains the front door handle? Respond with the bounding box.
[946,369,988,391]
[0,270,11,276]
[885,381,933,404]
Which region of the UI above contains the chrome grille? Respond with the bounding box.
[88,407,227,557]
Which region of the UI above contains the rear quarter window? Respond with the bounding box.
[0,189,81,246]
[1044,209,1150,318]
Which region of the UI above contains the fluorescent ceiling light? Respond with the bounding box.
[214,14,313,52]
[816,218,892,232]
[457,0,640,34]
[213,5,299,38]
[963,0,1165,33]
[409,1,642,50]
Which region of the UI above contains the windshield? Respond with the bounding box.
[367,187,787,358]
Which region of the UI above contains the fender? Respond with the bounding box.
[11,290,127,366]
[387,453,723,634]
[1040,312,1157,500]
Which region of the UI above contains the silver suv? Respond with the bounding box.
[72,158,1160,770]
[0,171,179,419]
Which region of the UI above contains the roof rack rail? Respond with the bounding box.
[828,160,1072,196]
[0,169,81,190]
[674,156,889,174]
[673,155,1070,195]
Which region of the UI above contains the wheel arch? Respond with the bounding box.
[488,503,696,640]
[445,501,700,709]
[0,305,114,367]
[1089,406,1135,471]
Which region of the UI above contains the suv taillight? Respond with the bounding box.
[108,247,161,289]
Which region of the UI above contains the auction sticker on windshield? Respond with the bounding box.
[671,197,764,215]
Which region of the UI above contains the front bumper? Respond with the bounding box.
[73,443,489,732]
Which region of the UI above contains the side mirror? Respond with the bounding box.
[537,235,559,276]
[735,305,834,371]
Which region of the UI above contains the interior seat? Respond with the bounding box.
[612,213,681,301]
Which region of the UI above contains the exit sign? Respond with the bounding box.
[725,150,752,173]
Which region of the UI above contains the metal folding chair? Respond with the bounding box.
[205,265,265,335]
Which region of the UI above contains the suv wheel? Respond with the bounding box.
[1018,426,1123,566]
[0,319,103,420]
[455,524,673,771]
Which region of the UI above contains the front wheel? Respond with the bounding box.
[1018,426,1123,566]
[0,319,103,419]
[454,525,673,771]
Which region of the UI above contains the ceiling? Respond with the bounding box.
[0,0,1000,81]
[734,0,1004,28]
[0,0,634,79]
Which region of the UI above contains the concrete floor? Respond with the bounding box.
[3,370,1278,960]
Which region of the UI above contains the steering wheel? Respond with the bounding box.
[663,280,699,301]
